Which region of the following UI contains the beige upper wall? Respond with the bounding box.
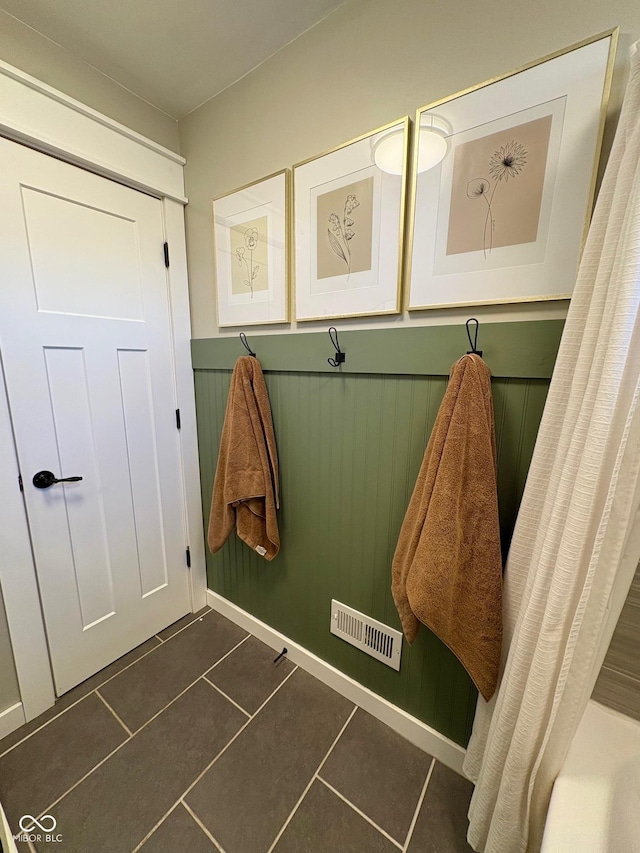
[180,0,640,339]
[0,10,180,152]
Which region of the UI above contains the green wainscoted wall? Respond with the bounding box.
[192,321,564,746]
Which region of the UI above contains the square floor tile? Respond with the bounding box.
[273,780,398,853]
[186,669,354,853]
[99,610,247,731]
[0,693,127,833]
[35,679,246,853]
[139,804,217,852]
[320,708,432,843]
[407,762,474,853]
[157,606,211,641]
[0,636,160,757]
[206,636,295,714]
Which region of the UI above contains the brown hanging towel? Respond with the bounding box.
[391,353,502,700]
[208,356,280,560]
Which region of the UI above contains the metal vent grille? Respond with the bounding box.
[330,600,402,670]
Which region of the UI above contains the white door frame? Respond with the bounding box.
[0,59,206,723]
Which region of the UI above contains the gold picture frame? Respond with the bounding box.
[406,28,618,312]
[212,168,290,327]
[293,117,410,321]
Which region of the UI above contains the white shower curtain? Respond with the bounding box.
[464,41,640,853]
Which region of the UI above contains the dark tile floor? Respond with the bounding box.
[0,607,474,852]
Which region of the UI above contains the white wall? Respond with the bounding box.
[179,0,640,340]
[0,9,179,152]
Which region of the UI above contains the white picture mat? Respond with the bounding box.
[213,171,288,326]
[409,35,612,309]
[294,120,405,320]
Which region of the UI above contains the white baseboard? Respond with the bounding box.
[207,590,466,776]
[0,701,25,741]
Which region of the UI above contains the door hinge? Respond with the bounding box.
[163,242,170,268]
[18,474,23,492]
[175,408,181,429]
[186,546,191,568]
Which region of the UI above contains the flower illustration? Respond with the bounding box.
[327,193,360,279]
[466,179,490,199]
[236,227,260,297]
[244,227,258,250]
[467,138,528,257]
[344,195,360,215]
[489,141,527,182]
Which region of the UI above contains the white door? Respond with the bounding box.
[0,138,191,695]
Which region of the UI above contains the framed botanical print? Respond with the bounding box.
[293,117,409,321]
[407,29,617,310]
[213,169,289,326]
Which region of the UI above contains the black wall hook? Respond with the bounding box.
[240,332,256,357]
[327,327,346,367]
[465,318,482,356]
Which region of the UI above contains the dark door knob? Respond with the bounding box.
[32,470,83,489]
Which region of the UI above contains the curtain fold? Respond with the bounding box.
[464,41,640,853]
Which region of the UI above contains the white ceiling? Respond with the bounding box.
[0,0,346,118]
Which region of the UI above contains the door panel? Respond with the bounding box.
[44,345,116,628]
[117,347,169,597]
[0,138,191,694]
[21,185,144,321]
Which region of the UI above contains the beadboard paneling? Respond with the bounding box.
[194,363,552,746]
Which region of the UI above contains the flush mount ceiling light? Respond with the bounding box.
[371,115,450,175]
[370,126,407,175]
[415,115,450,172]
